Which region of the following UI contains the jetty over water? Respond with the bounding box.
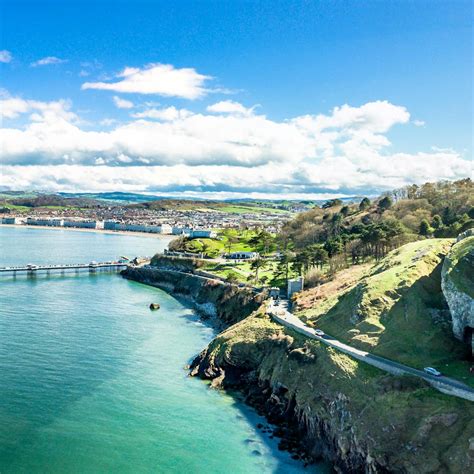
[0,261,130,277]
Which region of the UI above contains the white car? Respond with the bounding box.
[314,329,325,337]
[423,367,442,377]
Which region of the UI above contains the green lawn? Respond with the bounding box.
[179,229,277,258]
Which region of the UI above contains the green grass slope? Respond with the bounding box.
[296,239,473,383]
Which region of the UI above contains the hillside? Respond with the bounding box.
[192,308,474,472]
[294,239,473,385]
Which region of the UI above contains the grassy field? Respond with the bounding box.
[177,229,276,258]
[201,260,291,286]
[217,204,291,215]
[294,239,474,387]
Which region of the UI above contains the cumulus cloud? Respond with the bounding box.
[31,56,68,67]
[112,96,134,109]
[0,50,12,63]
[0,96,470,197]
[0,96,77,121]
[82,63,211,99]
[207,100,257,116]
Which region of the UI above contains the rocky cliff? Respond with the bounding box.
[122,265,266,327]
[442,235,474,353]
[191,309,474,473]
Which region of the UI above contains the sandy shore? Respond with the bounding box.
[2,223,176,242]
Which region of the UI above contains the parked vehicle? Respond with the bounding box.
[314,329,325,337]
[423,367,442,377]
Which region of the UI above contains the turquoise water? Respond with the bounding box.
[0,227,318,473]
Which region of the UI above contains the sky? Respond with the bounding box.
[0,0,472,199]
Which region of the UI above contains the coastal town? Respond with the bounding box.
[0,196,293,237]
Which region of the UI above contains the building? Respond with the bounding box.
[226,251,259,260]
[104,220,117,230]
[172,226,192,236]
[190,229,217,239]
[1,217,17,224]
[287,277,304,299]
[63,220,97,229]
[160,224,173,235]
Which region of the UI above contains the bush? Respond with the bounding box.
[304,267,326,288]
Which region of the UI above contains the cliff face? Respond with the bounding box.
[122,265,265,327]
[191,311,474,473]
[442,235,474,351]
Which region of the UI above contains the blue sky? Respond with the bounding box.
[0,0,472,198]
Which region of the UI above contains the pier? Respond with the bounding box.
[0,261,130,277]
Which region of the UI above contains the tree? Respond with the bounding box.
[322,198,343,209]
[378,196,393,212]
[224,230,239,254]
[359,197,371,211]
[250,255,268,283]
[308,244,328,269]
[330,213,343,236]
[419,219,432,236]
[340,205,350,217]
[324,238,343,258]
[201,242,210,257]
[275,250,295,286]
[431,215,443,229]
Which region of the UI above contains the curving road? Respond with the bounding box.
[267,301,474,402]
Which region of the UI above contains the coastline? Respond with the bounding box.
[1,223,176,241]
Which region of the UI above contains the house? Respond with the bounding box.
[190,229,217,239]
[226,251,259,260]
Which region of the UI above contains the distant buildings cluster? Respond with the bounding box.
[1,216,218,238]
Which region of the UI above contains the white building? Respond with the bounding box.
[63,220,97,229]
[287,277,304,299]
[227,251,259,260]
[190,229,217,239]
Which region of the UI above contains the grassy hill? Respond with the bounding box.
[294,239,474,386]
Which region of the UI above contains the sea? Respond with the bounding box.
[0,226,326,473]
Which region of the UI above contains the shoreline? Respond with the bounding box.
[1,223,176,241]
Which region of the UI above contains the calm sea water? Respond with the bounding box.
[0,227,321,473]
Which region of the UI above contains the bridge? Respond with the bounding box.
[0,261,130,277]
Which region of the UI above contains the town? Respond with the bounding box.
[0,197,293,237]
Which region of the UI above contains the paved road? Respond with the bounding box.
[267,301,474,402]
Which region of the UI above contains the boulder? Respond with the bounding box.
[149,303,161,310]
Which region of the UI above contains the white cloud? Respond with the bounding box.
[131,106,193,121]
[82,63,211,99]
[0,96,77,121]
[0,50,12,63]
[112,96,134,109]
[0,96,470,196]
[207,100,257,116]
[31,56,68,67]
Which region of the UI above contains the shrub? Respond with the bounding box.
[305,267,326,288]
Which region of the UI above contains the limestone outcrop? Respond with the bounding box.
[442,234,474,352]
